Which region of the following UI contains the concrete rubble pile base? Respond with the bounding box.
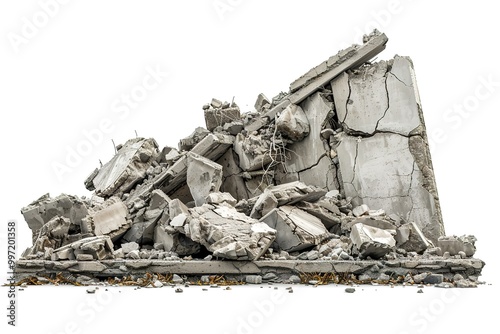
[15,30,485,286]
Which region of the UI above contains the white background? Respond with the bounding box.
[0,0,499,333]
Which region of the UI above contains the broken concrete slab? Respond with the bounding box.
[248,181,326,209]
[332,55,444,243]
[350,223,395,259]
[186,153,223,206]
[85,138,159,197]
[85,197,129,242]
[184,204,276,260]
[396,222,431,254]
[21,193,89,241]
[437,235,476,257]
[178,127,210,152]
[260,206,330,252]
[204,106,241,132]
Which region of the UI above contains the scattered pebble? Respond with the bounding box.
[345,288,356,293]
[86,288,96,294]
[417,289,423,293]
[175,288,183,293]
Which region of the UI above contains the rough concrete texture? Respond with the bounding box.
[332,56,444,243]
[85,138,159,197]
[15,30,483,283]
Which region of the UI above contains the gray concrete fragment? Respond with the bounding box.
[254,93,271,112]
[437,235,476,257]
[205,192,237,206]
[233,133,273,172]
[353,204,370,217]
[396,222,431,254]
[88,197,129,242]
[248,181,326,210]
[260,206,330,252]
[204,107,241,132]
[350,223,395,259]
[86,138,158,197]
[186,153,223,206]
[21,193,89,240]
[178,127,210,152]
[245,275,262,284]
[121,242,139,254]
[295,201,341,230]
[276,104,310,141]
[185,205,276,260]
[332,56,444,243]
[250,189,278,219]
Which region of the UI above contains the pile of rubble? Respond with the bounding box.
[16,30,484,285]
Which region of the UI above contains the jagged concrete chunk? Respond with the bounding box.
[437,235,476,257]
[248,181,326,209]
[295,201,341,230]
[276,104,310,141]
[52,236,114,261]
[86,138,158,197]
[254,93,271,112]
[396,222,431,254]
[250,189,278,219]
[21,193,89,240]
[178,127,210,151]
[260,206,330,252]
[89,198,129,242]
[332,56,444,243]
[182,205,277,260]
[233,133,273,172]
[204,106,241,132]
[350,223,395,259]
[186,153,223,206]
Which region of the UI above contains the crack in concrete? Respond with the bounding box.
[374,73,390,132]
[388,71,411,87]
[351,140,359,184]
[343,74,351,123]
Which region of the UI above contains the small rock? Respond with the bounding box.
[263,273,277,281]
[435,282,454,289]
[453,274,464,282]
[153,280,163,288]
[175,288,183,293]
[172,274,183,284]
[412,273,429,284]
[246,275,263,284]
[345,288,356,293]
[288,289,294,293]
[86,288,96,294]
[306,250,319,260]
[423,274,443,285]
[352,204,369,217]
[308,280,319,285]
[288,275,301,284]
[458,251,466,259]
[200,275,210,283]
[210,284,219,288]
[456,279,477,288]
[417,289,423,293]
[225,286,232,290]
[377,273,390,281]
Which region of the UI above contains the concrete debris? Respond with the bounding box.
[16,29,483,283]
[260,206,330,252]
[85,138,159,197]
[437,235,476,257]
[276,104,310,142]
[396,222,431,254]
[350,223,396,259]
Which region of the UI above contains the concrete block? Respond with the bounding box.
[350,223,395,259]
[186,153,223,206]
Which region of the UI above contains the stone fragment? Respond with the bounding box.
[186,153,223,206]
[295,201,341,230]
[205,192,237,206]
[233,133,273,172]
[210,98,222,109]
[350,223,396,259]
[437,235,476,257]
[250,189,278,219]
[21,193,89,241]
[76,254,94,261]
[121,242,139,254]
[260,206,330,252]
[204,106,241,132]
[85,138,158,197]
[352,204,369,217]
[184,205,276,260]
[254,93,271,112]
[423,274,443,285]
[90,198,129,241]
[345,288,356,293]
[248,181,326,209]
[178,127,210,151]
[276,104,310,141]
[396,222,431,254]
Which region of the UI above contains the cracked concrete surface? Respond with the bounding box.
[332,55,444,243]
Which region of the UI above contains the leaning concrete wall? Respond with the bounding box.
[331,56,444,242]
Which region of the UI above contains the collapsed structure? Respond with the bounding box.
[15,30,484,287]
